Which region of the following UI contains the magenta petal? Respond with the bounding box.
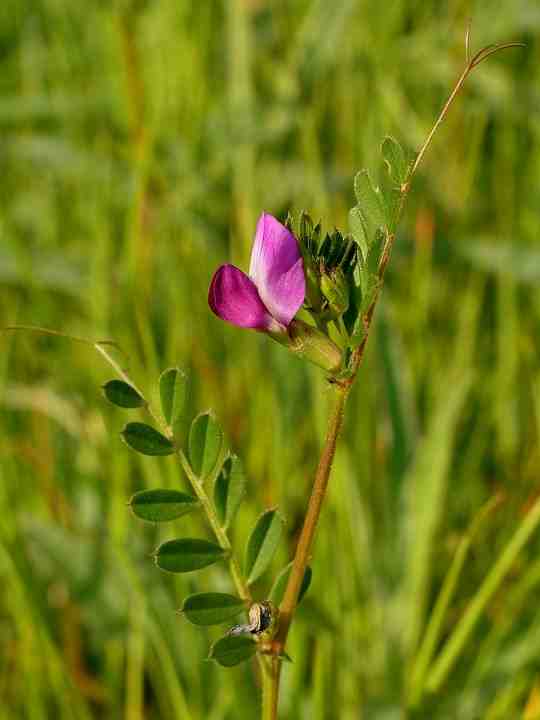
[208,264,276,330]
[248,213,306,326]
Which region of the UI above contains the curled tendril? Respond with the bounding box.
[409,33,524,182]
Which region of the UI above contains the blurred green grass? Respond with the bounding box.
[1,1,540,718]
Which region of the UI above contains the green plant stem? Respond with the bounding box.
[264,383,350,719]
[138,401,253,605]
[178,451,252,603]
[177,448,270,695]
[262,657,280,720]
[133,378,252,604]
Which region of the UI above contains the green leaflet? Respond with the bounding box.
[188,411,223,478]
[245,509,284,585]
[102,380,145,409]
[155,538,225,573]
[269,563,313,606]
[350,169,387,255]
[208,635,257,667]
[381,135,410,185]
[159,367,187,436]
[129,489,199,522]
[181,592,245,626]
[121,422,175,456]
[214,455,246,529]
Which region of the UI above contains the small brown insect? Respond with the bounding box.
[228,601,278,641]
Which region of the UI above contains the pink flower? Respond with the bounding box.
[208,213,306,334]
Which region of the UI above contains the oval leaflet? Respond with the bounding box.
[129,489,199,522]
[245,509,284,585]
[155,537,226,573]
[103,380,145,409]
[121,422,175,456]
[214,455,246,529]
[159,367,187,429]
[189,411,223,478]
[181,592,246,626]
[208,634,257,667]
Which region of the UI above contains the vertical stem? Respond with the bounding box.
[259,384,349,720]
[262,657,281,720]
[276,385,349,650]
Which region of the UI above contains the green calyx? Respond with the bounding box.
[284,319,343,374]
[292,211,358,323]
[269,319,343,374]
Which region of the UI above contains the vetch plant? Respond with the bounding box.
[4,30,528,720]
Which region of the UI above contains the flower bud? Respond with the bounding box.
[303,259,324,312]
[297,212,324,312]
[320,267,349,318]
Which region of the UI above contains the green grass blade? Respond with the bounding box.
[426,495,540,693]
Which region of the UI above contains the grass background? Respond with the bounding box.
[1,0,540,718]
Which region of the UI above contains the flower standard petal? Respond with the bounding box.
[249,213,306,327]
[208,264,278,331]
